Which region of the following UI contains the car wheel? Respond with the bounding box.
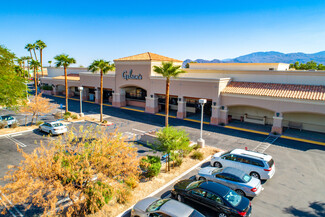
[199,177,206,181]
[50,130,54,136]
[250,172,260,179]
[218,213,227,217]
[235,189,245,197]
[177,194,184,202]
[214,161,222,168]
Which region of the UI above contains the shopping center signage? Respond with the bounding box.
[122,69,143,80]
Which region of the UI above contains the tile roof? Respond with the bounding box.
[222,81,325,101]
[114,52,182,62]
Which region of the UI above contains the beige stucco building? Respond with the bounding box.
[41,52,325,134]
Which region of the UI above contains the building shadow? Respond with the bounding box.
[283,201,325,217]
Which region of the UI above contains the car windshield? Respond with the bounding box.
[212,168,222,175]
[3,116,13,121]
[52,123,63,127]
[146,199,170,212]
[242,174,252,183]
[224,190,242,207]
[186,181,202,191]
[189,210,204,217]
[221,150,231,157]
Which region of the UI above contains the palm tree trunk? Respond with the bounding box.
[34,68,38,96]
[29,51,33,60]
[33,48,38,61]
[100,70,103,122]
[165,78,170,127]
[65,66,68,113]
[40,49,43,78]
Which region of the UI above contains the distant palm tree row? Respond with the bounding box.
[23,41,183,125]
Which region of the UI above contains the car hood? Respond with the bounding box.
[198,166,221,176]
[213,151,225,158]
[133,197,158,212]
[174,179,194,191]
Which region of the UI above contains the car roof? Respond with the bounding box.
[199,181,230,197]
[199,166,222,175]
[223,167,246,178]
[231,149,272,161]
[48,121,62,125]
[160,199,197,217]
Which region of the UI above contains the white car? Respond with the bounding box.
[211,149,275,180]
[39,121,67,135]
[0,115,18,127]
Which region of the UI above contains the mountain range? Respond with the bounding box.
[183,51,325,68]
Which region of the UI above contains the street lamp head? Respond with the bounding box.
[78,86,84,91]
[199,99,207,104]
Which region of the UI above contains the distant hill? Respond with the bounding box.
[183,51,325,68]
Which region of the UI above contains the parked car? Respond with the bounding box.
[0,115,18,127]
[171,180,252,217]
[211,149,275,180]
[39,121,67,135]
[131,197,205,217]
[196,167,263,197]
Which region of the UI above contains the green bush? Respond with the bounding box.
[191,151,204,160]
[64,114,70,120]
[0,121,7,129]
[124,176,138,189]
[86,181,113,210]
[64,112,71,116]
[71,114,78,119]
[11,122,19,128]
[41,85,53,90]
[174,156,183,167]
[102,120,108,124]
[140,155,161,178]
[36,121,44,126]
[192,143,200,150]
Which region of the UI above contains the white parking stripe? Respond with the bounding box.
[132,129,146,133]
[1,192,23,217]
[5,136,26,148]
[0,199,17,217]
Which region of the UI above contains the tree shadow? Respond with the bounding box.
[283,201,325,217]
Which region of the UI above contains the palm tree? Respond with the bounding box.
[29,60,41,95]
[22,56,31,79]
[48,60,52,67]
[54,54,76,113]
[88,60,115,122]
[153,62,185,127]
[35,40,47,78]
[24,44,34,60]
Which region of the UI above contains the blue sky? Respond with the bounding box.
[1,0,325,66]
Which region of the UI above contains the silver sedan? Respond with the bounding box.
[196,166,263,198]
[131,197,204,217]
[39,121,67,135]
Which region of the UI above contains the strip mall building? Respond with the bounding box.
[41,52,325,134]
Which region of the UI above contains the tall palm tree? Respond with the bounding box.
[31,43,38,61]
[153,62,185,127]
[35,40,47,78]
[29,60,41,95]
[22,56,32,79]
[88,60,115,122]
[24,44,34,60]
[54,54,76,113]
[48,60,52,67]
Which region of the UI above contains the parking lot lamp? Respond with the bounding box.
[197,99,207,148]
[78,86,84,117]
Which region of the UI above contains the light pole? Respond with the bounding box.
[78,86,84,117]
[197,99,207,148]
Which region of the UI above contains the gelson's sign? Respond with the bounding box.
[122,69,143,80]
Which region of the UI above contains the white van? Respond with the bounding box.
[211,149,275,180]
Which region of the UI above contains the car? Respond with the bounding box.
[196,167,263,197]
[0,115,18,127]
[171,180,252,217]
[39,121,67,135]
[131,197,205,217]
[210,149,275,180]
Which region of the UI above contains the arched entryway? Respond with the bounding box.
[122,86,147,108]
[283,112,325,133]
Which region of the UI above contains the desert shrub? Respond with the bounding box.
[71,114,78,119]
[116,186,131,204]
[41,85,53,90]
[86,181,113,211]
[0,121,7,129]
[64,111,71,116]
[124,176,138,189]
[191,151,204,160]
[64,114,70,120]
[174,156,183,167]
[11,122,19,128]
[102,120,108,124]
[140,155,161,178]
[36,121,44,126]
[192,143,200,150]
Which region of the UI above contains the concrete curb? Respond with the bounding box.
[116,155,213,217]
[0,129,36,138]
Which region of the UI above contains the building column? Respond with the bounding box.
[53,85,59,95]
[145,95,159,114]
[177,98,186,119]
[272,113,283,134]
[68,87,74,97]
[220,106,229,125]
[95,88,100,104]
[210,105,221,125]
[82,88,89,101]
[112,92,126,107]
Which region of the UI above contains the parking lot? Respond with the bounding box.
[1,98,325,216]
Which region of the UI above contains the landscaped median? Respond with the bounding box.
[89,146,221,217]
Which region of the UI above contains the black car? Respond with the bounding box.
[171,180,252,217]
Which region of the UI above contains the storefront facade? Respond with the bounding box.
[41,52,325,134]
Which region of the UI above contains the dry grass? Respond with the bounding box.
[89,146,222,217]
[0,126,38,136]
